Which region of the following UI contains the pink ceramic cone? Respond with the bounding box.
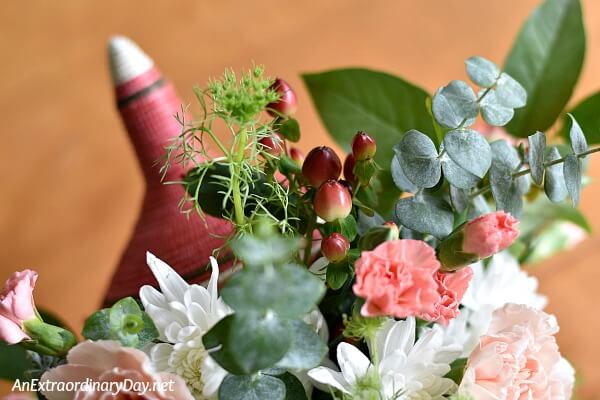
[104,36,232,305]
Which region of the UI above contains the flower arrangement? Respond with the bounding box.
[2,0,599,398]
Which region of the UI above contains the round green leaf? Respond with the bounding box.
[203,313,292,375]
[395,130,441,188]
[465,56,500,88]
[544,147,568,202]
[528,131,547,185]
[222,263,325,318]
[432,80,478,129]
[441,155,480,189]
[275,320,327,370]
[495,72,527,109]
[567,114,588,155]
[563,153,582,206]
[394,195,454,238]
[390,156,418,193]
[443,129,492,178]
[560,90,600,144]
[480,90,515,126]
[490,165,524,217]
[219,374,286,400]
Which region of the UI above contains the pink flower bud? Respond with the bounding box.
[343,154,357,185]
[302,146,342,187]
[321,233,350,262]
[259,135,283,156]
[351,131,377,161]
[313,180,352,222]
[267,78,297,117]
[0,270,38,344]
[289,147,305,166]
[463,211,519,258]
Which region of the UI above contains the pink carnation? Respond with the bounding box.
[463,211,519,259]
[41,340,193,400]
[353,240,441,319]
[422,267,473,326]
[0,270,38,344]
[460,304,574,399]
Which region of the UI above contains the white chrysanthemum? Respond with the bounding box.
[139,252,232,399]
[308,317,461,399]
[435,252,547,358]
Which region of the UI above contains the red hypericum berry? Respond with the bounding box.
[321,233,350,263]
[352,131,377,161]
[259,135,282,156]
[289,147,305,166]
[302,146,342,188]
[313,180,352,222]
[343,154,357,184]
[267,78,297,117]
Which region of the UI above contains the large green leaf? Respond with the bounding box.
[504,0,585,137]
[302,68,433,165]
[561,91,600,144]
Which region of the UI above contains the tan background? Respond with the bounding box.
[1,1,599,397]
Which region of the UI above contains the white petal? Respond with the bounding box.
[377,317,415,360]
[149,343,173,371]
[188,302,210,331]
[307,367,351,394]
[146,252,188,302]
[139,285,168,309]
[186,284,211,309]
[208,256,220,313]
[337,342,371,386]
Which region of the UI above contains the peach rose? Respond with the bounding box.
[463,211,519,259]
[41,340,193,400]
[422,267,473,326]
[0,270,38,344]
[460,304,574,399]
[353,240,441,319]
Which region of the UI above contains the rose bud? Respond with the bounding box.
[313,180,352,222]
[267,78,297,117]
[302,146,342,187]
[438,211,519,272]
[259,135,282,156]
[321,233,350,263]
[352,131,377,161]
[289,147,305,166]
[343,154,357,185]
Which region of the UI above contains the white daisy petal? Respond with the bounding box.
[337,342,371,386]
[146,252,189,302]
[308,367,351,394]
[139,285,168,309]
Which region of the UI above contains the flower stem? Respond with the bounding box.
[470,146,600,199]
[232,128,249,226]
[303,213,316,266]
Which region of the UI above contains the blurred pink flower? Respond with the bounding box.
[41,340,193,400]
[423,267,473,326]
[463,211,519,259]
[353,240,440,319]
[0,270,38,344]
[460,303,574,399]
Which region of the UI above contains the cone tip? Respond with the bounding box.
[108,35,154,85]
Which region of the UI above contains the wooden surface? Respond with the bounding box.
[1,1,599,397]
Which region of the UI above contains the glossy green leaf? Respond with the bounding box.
[395,130,441,188]
[0,341,32,381]
[275,320,327,370]
[222,263,325,318]
[528,131,546,185]
[219,373,286,400]
[326,264,348,290]
[504,0,585,137]
[432,80,478,129]
[567,114,588,154]
[302,68,433,165]
[444,129,491,178]
[563,153,582,206]
[203,313,292,375]
[560,91,600,144]
[395,195,454,238]
[278,373,308,400]
[544,147,569,202]
[278,118,301,142]
[465,56,500,88]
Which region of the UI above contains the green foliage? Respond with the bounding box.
[302,68,433,165]
[432,80,478,129]
[504,0,585,137]
[394,130,441,189]
[443,129,491,178]
[561,91,600,144]
[275,320,328,370]
[82,297,158,349]
[0,340,33,381]
[544,147,569,202]
[219,373,286,400]
[528,131,546,185]
[465,56,500,88]
[395,195,454,239]
[277,118,301,142]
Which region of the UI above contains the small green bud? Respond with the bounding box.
[22,319,77,357]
